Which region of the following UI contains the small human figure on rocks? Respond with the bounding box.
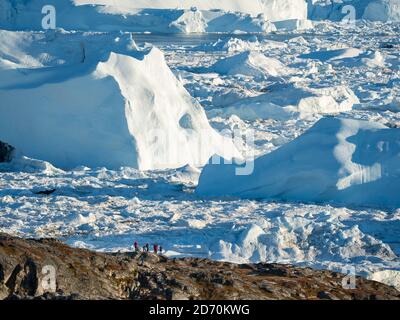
[153,244,158,254]
[159,246,163,255]
[145,243,150,252]
[134,241,139,252]
[139,253,145,266]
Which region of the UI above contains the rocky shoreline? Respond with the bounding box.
[0,233,399,300]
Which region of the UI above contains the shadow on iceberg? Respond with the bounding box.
[196,117,400,209]
[0,42,240,170]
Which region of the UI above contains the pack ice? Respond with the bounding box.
[209,83,359,121]
[197,117,400,209]
[0,41,239,170]
[210,51,292,77]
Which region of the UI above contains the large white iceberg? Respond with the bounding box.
[308,0,400,22]
[75,0,309,20]
[197,117,400,209]
[0,0,308,32]
[363,0,400,22]
[0,46,239,170]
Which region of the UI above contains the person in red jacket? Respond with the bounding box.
[153,244,158,254]
[134,241,139,252]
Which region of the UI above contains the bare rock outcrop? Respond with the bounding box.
[0,233,399,300]
[0,140,14,163]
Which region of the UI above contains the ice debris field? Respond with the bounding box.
[0,0,400,289]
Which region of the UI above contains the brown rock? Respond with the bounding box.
[0,233,399,300]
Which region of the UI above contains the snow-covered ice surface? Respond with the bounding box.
[73,0,308,21]
[0,0,306,33]
[197,117,400,209]
[308,0,400,22]
[0,13,400,290]
[0,35,239,170]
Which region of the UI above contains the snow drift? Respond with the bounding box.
[0,46,239,170]
[197,117,400,209]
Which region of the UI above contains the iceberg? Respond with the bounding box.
[197,117,400,209]
[0,46,240,170]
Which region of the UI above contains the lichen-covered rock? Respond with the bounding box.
[0,233,399,300]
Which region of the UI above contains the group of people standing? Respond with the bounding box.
[134,241,163,255]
